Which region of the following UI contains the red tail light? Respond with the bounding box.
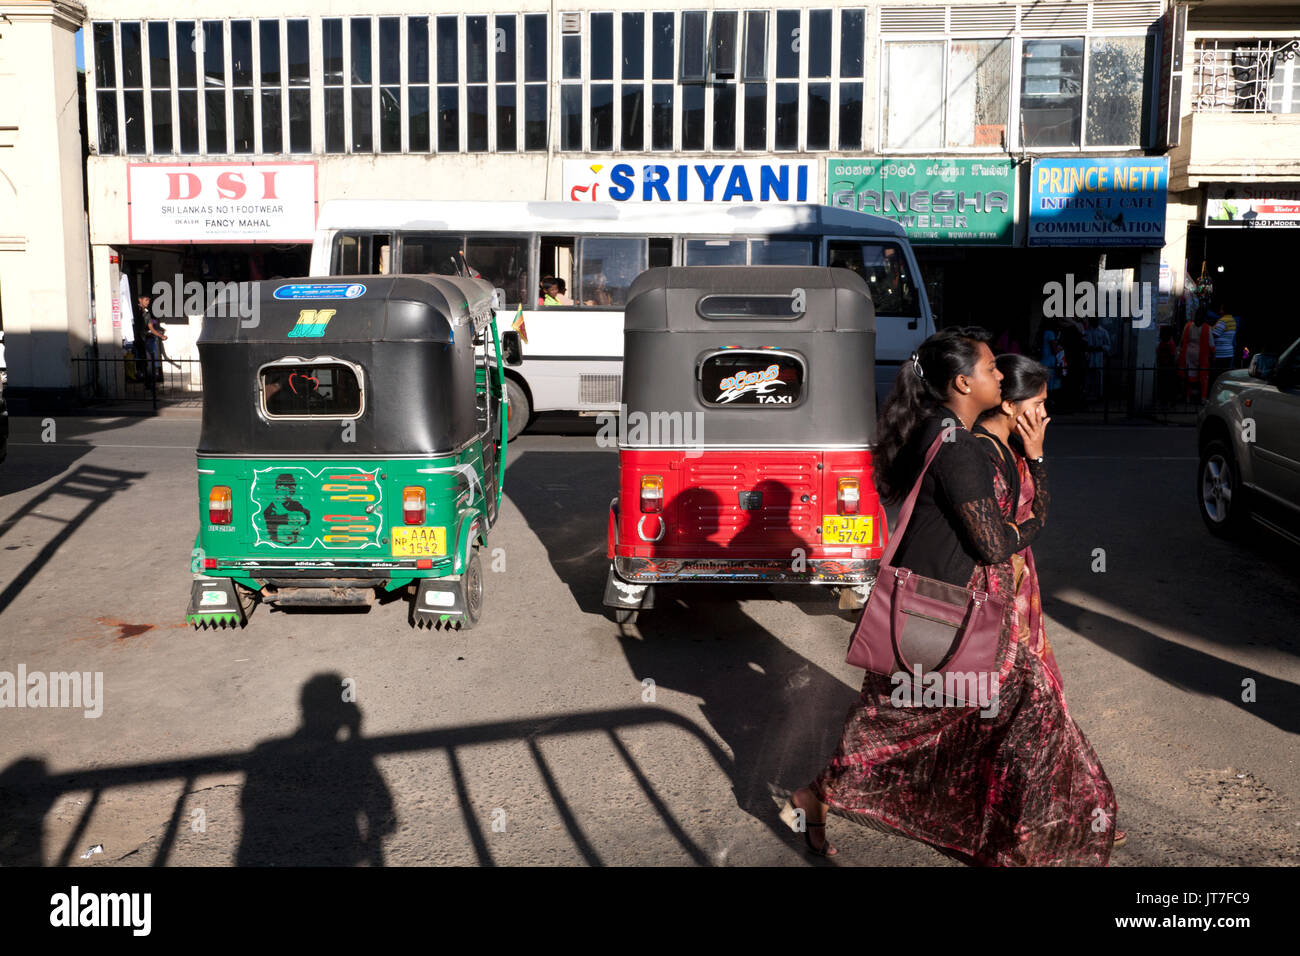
[208,486,232,525]
[403,486,426,525]
[837,477,860,516]
[640,475,663,514]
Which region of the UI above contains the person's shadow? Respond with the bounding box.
[237,673,395,866]
[0,757,54,866]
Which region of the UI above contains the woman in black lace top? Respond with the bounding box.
[785,328,1120,865]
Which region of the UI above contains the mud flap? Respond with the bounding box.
[187,578,246,629]
[603,566,655,610]
[411,577,466,630]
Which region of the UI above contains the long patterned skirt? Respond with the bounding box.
[812,555,1116,866]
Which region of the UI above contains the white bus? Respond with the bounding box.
[308,200,934,438]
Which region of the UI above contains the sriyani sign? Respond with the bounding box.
[564,160,816,203]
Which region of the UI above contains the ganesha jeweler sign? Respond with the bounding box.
[127,162,318,243]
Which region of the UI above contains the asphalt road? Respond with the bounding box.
[1,413,1297,867]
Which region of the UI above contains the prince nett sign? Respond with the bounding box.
[127,162,317,243]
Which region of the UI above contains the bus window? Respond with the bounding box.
[649,237,673,268]
[749,238,815,265]
[400,234,463,275]
[685,238,746,265]
[331,232,392,275]
[827,239,920,317]
[579,237,646,308]
[539,236,576,306]
[465,237,529,308]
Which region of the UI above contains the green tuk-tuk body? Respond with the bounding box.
[187,275,513,629]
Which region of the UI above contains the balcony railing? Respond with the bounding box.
[1191,39,1300,114]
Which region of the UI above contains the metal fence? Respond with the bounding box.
[71,355,203,408]
[1049,357,1237,423]
[1191,39,1300,114]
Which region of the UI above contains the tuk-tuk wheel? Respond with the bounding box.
[461,548,484,629]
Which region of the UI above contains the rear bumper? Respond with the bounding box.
[614,555,879,584]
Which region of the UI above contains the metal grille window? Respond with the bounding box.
[323,18,345,152]
[121,21,146,153]
[202,21,227,153]
[436,16,459,151]
[93,22,119,153]
[409,17,431,151]
[1192,39,1300,114]
[231,20,254,153]
[148,22,172,153]
[286,20,310,152]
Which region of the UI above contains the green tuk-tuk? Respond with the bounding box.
[186,275,521,629]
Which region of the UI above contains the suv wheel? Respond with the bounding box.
[1198,439,1248,538]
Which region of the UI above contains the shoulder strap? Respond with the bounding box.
[879,428,951,568]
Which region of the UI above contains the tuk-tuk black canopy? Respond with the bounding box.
[621,267,877,447]
[197,275,495,456]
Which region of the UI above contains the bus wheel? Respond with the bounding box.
[459,549,484,630]
[506,377,531,442]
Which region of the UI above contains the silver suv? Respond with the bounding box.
[1197,336,1300,543]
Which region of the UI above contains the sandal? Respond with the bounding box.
[779,794,838,857]
[1113,829,1127,849]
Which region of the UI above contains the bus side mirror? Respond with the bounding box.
[501,330,524,366]
[491,288,506,310]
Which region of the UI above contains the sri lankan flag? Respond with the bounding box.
[511,305,528,345]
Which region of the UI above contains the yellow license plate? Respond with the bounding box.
[391,526,447,557]
[822,515,873,545]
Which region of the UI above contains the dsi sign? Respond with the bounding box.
[563,160,816,203]
[1028,158,1169,247]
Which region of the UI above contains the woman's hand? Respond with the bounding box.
[1015,405,1050,460]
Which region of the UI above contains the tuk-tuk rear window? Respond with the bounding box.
[260,361,363,418]
[697,293,804,319]
[699,351,805,407]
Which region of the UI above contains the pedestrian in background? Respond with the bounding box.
[1177,303,1214,403]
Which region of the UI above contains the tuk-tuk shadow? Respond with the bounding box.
[519,413,603,438]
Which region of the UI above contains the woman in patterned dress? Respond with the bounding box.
[785,330,1119,865]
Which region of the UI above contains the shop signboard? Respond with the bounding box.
[127,162,318,243]
[826,158,1015,244]
[1205,184,1300,227]
[1028,158,1168,247]
[563,160,817,203]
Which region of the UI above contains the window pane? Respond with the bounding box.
[808,9,831,78]
[466,16,487,83]
[259,21,280,86]
[261,89,282,152]
[464,237,529,307]
[839,83,863,149]
[751,239,815,265]
[288,21,310,86]
[525,14,547,82]
[325,87,344,151]
[579,238,646,308]
[1086,36,1145,146]
[204,88,226,151]
[744,83,766,149]
[591,12,613,81]
[682,84,704,149]
[497,84,517,151]
[151,90,173,151]
[121,22,142,87]
[409,86,430,150]
[840,10,865,78]
[374,18,398,86]
[351,87,372,151]
[562,35,581,79]
[714,84,736,150]
[776,10,799,79]
[775,83,798,149]
[525,86,547,149]
[97,91,119,152]
[94,22,116,89]
[380,86,401,151]
[409,17,429,84]
[178,90,198,152]
[623,13,644,79]
[700,352,804,406]
[1020,37,1083,148]
[262,363,362,418]
[652,12,674,80]
[233,88,254,152]
[652,84,673,148]
[591,84,613,150]
[402,235,463,274]
[884,41,944,149]
[176,22,197,87]
[351,18,372,84]
[203,21,225,87]
[323,19,343,84]
[231,21,252,87]
[680,11,706,81]
[467,85,488,151]
[743,11,767,81]
[686,238,746,265]
[827,240,919,317]
[124,91,145,151]
[561,84,583,149]
[807,82,830,149]
[712,11,738,79]
[288,89,310,151]
[437,87,459,150]
[149,22,171,89]
[496,16,517,82]
[436,18,458,84]
[622,86,644,149]
[948,38,1011,147]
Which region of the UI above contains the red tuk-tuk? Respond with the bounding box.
[603,266,886,621]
